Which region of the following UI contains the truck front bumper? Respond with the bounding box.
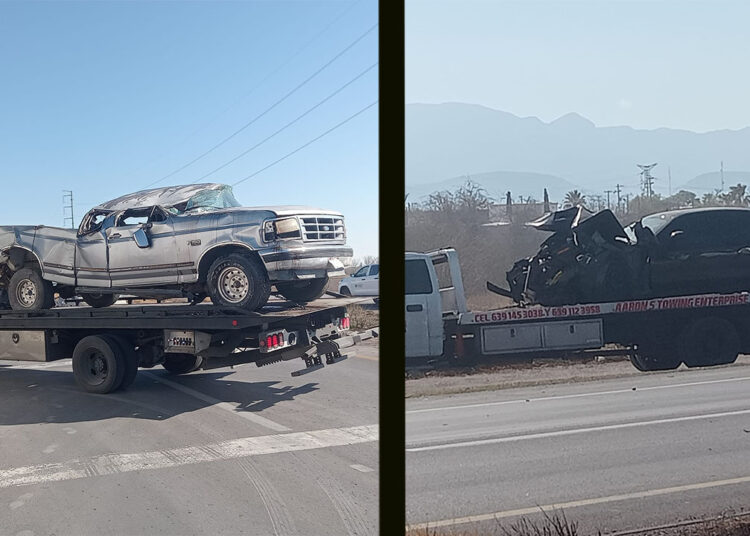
[262,246,354,280]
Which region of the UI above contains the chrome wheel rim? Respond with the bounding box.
[218,267,249,303]
[16,279,37,307]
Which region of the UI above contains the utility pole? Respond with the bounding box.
[615,183,623,213]
[721,161,725,193]
[668,167,672,197]
[62,190,74,229]
[604,189,614,210]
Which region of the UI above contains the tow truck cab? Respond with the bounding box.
[405,249,467,358]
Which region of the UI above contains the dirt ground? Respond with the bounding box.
[405,355,750,398]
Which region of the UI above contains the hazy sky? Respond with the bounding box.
[0,0,378,258]
[406,0,750,133]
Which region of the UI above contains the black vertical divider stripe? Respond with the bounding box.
[378,1,406,533]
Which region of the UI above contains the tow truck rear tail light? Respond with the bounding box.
[279,333,284,345]
[272,334,278,347]
[266,336,273,348]
[341,317,350,330]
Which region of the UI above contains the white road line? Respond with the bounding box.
[142,371,291,432]
[406,474,750,530]
[406,407,750,452]
[406,376,750,414]
[0,424,378,489]
[349,464,374,473]
[0,360,72,370]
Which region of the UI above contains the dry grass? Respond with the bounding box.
[406,510,579,536]
[347,303,379,330]
[406,509,750,536]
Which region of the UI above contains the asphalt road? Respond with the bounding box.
[406,363,750,534]
[0,338,378,536]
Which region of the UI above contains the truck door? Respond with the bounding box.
[405,257,441,357]
[365,264,379,294]
[75,210,111,288]
[107,207,181,287]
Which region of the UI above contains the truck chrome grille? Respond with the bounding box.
[301,216,345,241]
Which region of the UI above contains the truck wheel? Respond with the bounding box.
[109,336,139,390]
[630,344,681,371]
[72,335,125,394]
[207,254,270,311]
[162,353,204,374]
[340,286,351,296]
[81,293,119,308]
[276,277,329,303]
[680,318,739,367]
[8,267,54,311]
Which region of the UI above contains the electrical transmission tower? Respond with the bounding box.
[638,163,657,197]
[63,190,74,229]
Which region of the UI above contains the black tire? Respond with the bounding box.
[109,336,139,390]
[162,353,204,374]
[276,277,329,303]
[207,254,270,311]
[72,335,125,394]
[680,317,740,368]
[340,286,352,296]
[81,293,119,308]
[630,343,682,371]
[8,267,54,311]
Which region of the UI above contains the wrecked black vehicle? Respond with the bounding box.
[490,206,750,306]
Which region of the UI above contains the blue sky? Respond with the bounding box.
[407,0,750,133]
[0,0,378,259]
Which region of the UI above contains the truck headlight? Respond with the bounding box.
[274,217,301,239]
[264,218,301,242]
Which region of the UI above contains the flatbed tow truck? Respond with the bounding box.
[0,295,376,393]
[406,248,750,371]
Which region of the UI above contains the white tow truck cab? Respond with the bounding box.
[405,249,466,358]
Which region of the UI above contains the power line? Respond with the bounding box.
[121,0,364,183]
[195,61,378,183]
[145,22,378,188]
[232,100,377,187]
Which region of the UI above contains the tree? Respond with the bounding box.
[564,190,586,207]
[721,183,749,207]
[701,191,721,206]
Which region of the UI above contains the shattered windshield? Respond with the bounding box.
[625,213,676,242]
[168,186,241,214]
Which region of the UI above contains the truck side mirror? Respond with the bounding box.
[134,228,151,248]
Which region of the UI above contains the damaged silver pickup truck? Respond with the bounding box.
[0,183,353,311]
[490,205,750,306]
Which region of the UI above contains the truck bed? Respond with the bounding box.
[0,295,369,331]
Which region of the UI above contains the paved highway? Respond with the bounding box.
[0,338,378,536]
[407,363,750,534]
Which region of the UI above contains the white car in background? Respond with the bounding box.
[338,263,379,302]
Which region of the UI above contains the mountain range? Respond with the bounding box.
[406,102,750,201]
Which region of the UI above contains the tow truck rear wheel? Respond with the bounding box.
[109,335,139,390]
[8,267,54,311]
[630,343,682,371]
[162,353,204,374]
[680,317,739,367]
[276,277,329,303]
[72,335,125,394]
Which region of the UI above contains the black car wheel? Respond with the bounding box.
[81,293,119,308]
[8,267,54,311]
[339,286,351,296]
[680,317,739,367]
[276,277,329,303]
[207,254,270,310]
